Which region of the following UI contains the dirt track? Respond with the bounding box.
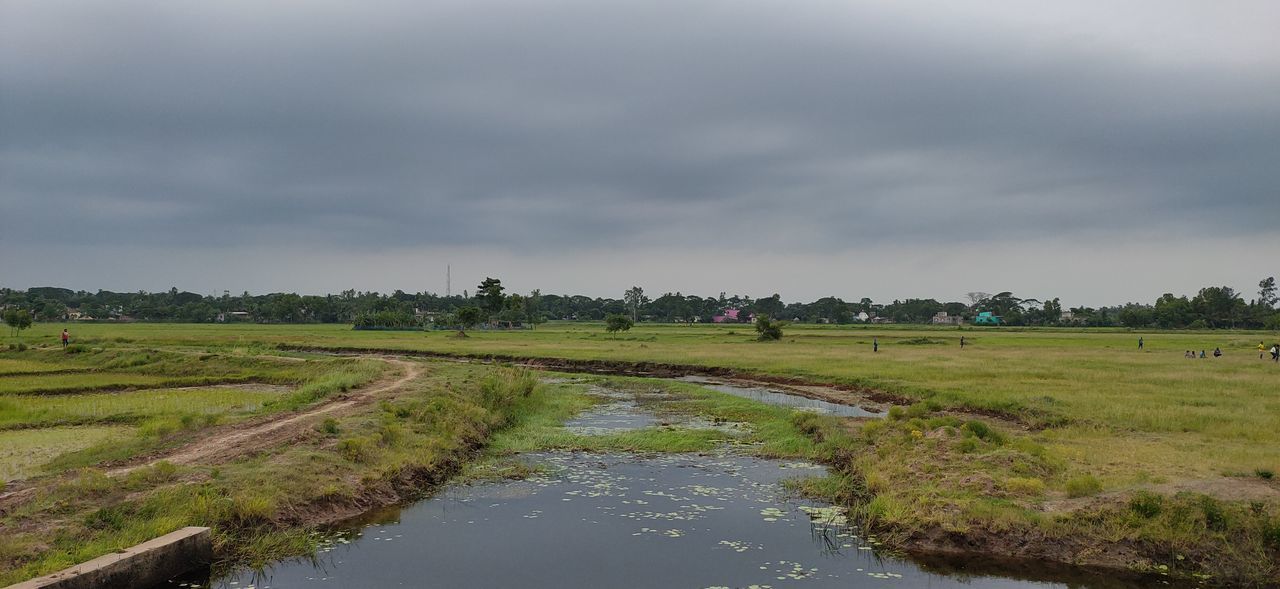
[108,357,422,475]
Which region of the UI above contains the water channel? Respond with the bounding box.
[163,377,1163,589]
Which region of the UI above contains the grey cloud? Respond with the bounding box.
[2,0,1278,267]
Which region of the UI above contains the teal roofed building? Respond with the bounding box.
[974,311,1002,326]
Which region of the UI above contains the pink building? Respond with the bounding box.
[712,309,743,323]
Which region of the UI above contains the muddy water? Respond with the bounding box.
[677,376,884,418]
[164,382,1155,589]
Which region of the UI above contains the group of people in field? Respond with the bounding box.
[1170,339,1279,362]
[1258,341,1280,362]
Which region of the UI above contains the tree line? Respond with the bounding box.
[1,276,1276,330]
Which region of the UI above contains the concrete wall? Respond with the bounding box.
[5,527,211,589]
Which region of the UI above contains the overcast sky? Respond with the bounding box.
[2,0,1277,306]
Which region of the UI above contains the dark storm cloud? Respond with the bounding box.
[2,0,1278,259]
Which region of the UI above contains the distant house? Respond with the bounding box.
[931,311,964,325]
[65,308,95,321]
[216,311,252,323]
[854,311,871,323]
[712,308,751,323]
[973,311,1002,326]
[1059,311,1076,323]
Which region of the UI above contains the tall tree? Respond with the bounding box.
[1259,276,1277,309]
[624,286,647,322]
[476,278,506,316]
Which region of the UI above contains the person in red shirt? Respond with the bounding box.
[61,329,69,348]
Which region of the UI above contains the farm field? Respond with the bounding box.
[0,322,1277,585]
[22,321,1276,484]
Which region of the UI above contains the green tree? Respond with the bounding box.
[456,306,482,332]
[1153,293,1192,328]
[624,286,647,322]
[754,314,785,341]
[3,309,33,339]
[1259,277,1277,309]
[604,313,634,335]
[1191,286,1245,328]
[476,278,506,316]
[524,290,546,329]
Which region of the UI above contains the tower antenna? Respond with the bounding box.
[446,264,451,298]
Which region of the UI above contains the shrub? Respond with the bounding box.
[905,401,941,419]
[604,314,634,334]
[63,469,114,496]
[961,420,1005,444]
[754,315,786,341]
[1004,477,1046,497]
[64,344,89,354]
[145,460,179,484]
[1264,517,1280,548]
[337,437,374,463]
[84,505,133,531]
[1129,491,1164,518]
[230,494,276,526]
[1256,468,1274,480]
[887,406,906,421]
[318,418,340,435]
[1065,475,1103,498]
[1199,496,1227,531]
[378,423,405,447]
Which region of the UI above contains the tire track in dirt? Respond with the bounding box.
[107,357,422,475]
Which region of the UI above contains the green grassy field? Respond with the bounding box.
[0,345,383,486]
[18,321,1274,483]
[1,322,1277,583]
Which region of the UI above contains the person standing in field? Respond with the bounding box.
[873,337,879,353]
[1259,341,1267,359]
[60,329,69,348]
[1138,337,1143,350]
[1271,344,1279,362]
[960,336,966,349]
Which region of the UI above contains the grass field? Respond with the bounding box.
[1,322,1277,584]
[0,345,383,485]
[0,426,132,481]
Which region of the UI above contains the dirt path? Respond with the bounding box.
[0,356,420,517]
[108,357,422,475]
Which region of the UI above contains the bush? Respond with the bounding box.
[1004,477,1046,497]
[337,437,374,463]
[230,494,276,526]
[378,423,405,447]
[1264,517,1280,548]
[1065,475,1103,498]
[8,342,26,351]
[64,344,89,354]
[604,314,634,334]
[1256,468,1274,480]
[754,315,786,341]
[318,418,340,435]
[1199,496,1227,531]
[1129,491,1164,518]
[961,420,1004,444]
